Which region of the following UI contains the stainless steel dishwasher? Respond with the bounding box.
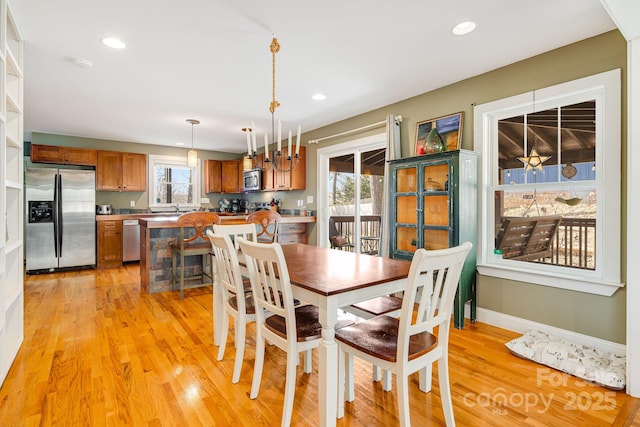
[122,219,140,262]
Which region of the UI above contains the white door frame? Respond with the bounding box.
[316,133,386,249]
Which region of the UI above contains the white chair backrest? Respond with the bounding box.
[397,242,472,360]
[207,232,247,305]
[212,223,256,250]
[237,237,297,338]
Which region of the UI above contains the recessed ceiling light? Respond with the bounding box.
[312,93,326,101]
[101,37,126,49]
[176,142,185,146]
[451,21,476,36]
[65,56,93,68]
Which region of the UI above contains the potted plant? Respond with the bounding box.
[411,239,417,251]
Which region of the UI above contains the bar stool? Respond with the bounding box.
[170,211,221,299]
[246,210,281,243]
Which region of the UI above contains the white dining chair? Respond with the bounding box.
[212,223,256,251]
[238,237,352,427]
[208,233,257,384]
[207,224,256,346]
[335,242,472,427]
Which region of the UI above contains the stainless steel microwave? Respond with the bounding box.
[243,169,262,191]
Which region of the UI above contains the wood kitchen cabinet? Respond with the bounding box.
[262,146,306,191]
[204,160,222,193]
[277,223,308,244]
[388,149,477,329]
[31,144,97,166]
[96,150,146,191]
[97,220,122,267]
[204,159,242,193]
[222,160,243,193]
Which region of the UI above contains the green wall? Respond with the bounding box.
[300,30,627,343]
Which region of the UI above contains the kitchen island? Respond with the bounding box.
[138,214,316,294]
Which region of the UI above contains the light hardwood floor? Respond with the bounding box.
[0,264,638,426]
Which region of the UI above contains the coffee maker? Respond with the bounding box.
[230,199,248,213]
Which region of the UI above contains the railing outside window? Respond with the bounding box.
[329,215,381,254]
[550,217,596,270]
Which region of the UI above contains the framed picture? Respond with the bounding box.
[415,112,463,156]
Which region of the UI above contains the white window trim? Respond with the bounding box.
[148,154,201,209]
[473,69,623,296]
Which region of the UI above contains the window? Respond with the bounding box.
[474,69,622,296]
[148,154,201,209]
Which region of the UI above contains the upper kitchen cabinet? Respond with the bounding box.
[96,150,146,191]
[204,160,221,193]
[204,159,242,193]
[30,144,97,166]
[289,146,306,190]
[221,160,243,193]
[263,146,306,191]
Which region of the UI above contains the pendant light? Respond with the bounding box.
[186,119,199,167]
[517,90,550,172]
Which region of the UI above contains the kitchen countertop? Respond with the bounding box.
[96,212,252,221]
[138,214,315,228]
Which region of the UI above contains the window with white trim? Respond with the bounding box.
[148,154,201,209]
[473,70,622,296]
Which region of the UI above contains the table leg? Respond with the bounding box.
[213,276,222,346]
[318,303,338,427]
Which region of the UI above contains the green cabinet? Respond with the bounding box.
[388,149,478,328]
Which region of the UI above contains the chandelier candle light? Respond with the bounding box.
[245,37,301,172]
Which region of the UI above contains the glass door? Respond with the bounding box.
[394,165,418,254]
[326,147,386,254]
[422,162,451,250]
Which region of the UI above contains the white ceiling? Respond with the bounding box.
[12,0,618,154]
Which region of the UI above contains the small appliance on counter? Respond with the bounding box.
[230,198,248,213]
[254,202,271,211]
[96,204,113,215]
[219,198,230,212]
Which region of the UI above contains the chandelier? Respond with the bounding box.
[244,37,301,172]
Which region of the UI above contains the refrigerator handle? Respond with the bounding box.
[57,173,63,256]
[52,174,59,258]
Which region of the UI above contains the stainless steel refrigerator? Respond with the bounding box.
[26,168,96,273]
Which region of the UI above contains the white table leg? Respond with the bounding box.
[318,303,338,427]
[213,276,222,346]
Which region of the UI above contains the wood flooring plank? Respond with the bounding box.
[0,265,637,426]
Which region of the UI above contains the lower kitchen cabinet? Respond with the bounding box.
[97,220,122,267]
[277,223,308,244]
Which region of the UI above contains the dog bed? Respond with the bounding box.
[505,329,626,390]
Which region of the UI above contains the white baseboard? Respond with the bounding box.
[464,304,626,356]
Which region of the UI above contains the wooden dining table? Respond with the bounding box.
[280,244,411,426]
